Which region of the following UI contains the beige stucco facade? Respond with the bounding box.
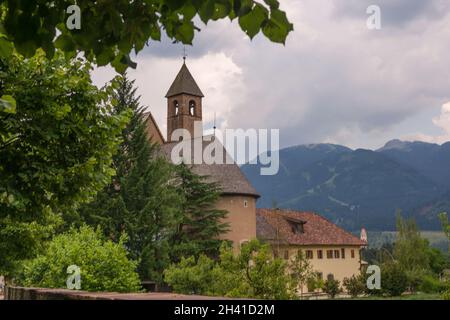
[215,195,257,252]
[276,245,363,292]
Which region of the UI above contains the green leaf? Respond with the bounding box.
[176,21,195,44]
[0,37,13,58]
[238,4,268,39]
[55,34,76,52]
[0,95,17,114]
[263,0,279,9]
[262,9,294,44]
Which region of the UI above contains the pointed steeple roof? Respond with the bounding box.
[165,63,204,98]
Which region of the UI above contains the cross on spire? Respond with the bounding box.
[182,46,187,63]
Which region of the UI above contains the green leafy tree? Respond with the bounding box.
[20,225,141,292]
[164,240,295,299]
[0,0,293,73]
[380,262,408,297]
[323,278,341,299]
[170,163,229,261]
[163,255,215,295]
[343,274,366,298]
[79,76,181,283]
[288,250,313,296]
[0,51,128,276]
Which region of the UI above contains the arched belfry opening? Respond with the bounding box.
[189,100,196,116]
[165,62,204,142]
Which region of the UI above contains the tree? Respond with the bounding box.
[288,250,313,296]
[0,1,293,73]
[343,274,366,298]
[323,278,341,299]
[164,240,295,299]
[381,262,408,297]
[20,225,141,292]
[170,163,229,261]
[79,76,181,283]
[439,212,449,249]
[394,212,430,272]
[0,51,128,276]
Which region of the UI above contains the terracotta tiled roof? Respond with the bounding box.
[165,63,204,98]
[257,208,366,246]
[160,137,260,198]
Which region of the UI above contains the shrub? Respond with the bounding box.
[419,275,447,294]
[323,279,341,299]
[442,289,450,300]
[20,226,141,292]
[164,240,295,299]
[307,272,324,294]
[163,255,215,295]
[381,262,408,297]
[343,274,366,298]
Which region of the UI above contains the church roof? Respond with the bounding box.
[165,63,204,98]
[257,209,367,246]
[160,137,259,198]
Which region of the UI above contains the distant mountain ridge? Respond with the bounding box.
[242,140,450,230]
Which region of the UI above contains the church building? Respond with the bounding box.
[144,61,260,251]
[144,61,367,290]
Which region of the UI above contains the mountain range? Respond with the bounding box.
[241,140,450,231]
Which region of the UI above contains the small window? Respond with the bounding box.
[243,200,248,208]
[341,248,346,259]
[306,250,313,259]
[189,100,195,116]
[317,250,323,259]
[327,274,335,281]
[174,100,179,115]
[284,250,289,260]
[326,250,333,259]
[334,249,340,259]
[351,249,355,259]
[317,272,323,280]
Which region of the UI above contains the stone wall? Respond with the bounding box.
[4,286,226,300]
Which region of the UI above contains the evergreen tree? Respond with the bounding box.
[79,76,181,283]
[170,163,229,261]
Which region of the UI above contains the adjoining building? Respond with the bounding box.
[257,208,367,291]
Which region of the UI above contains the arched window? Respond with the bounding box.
[174,100,179,116]
[189,100,195,116]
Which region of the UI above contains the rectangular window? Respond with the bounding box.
[306,250,313,259]
[341,248,345,259]
[317,250,323,259]
[326,250,333,259]
[284,250,289,260]
[317,272,323,280]
[334,249,340,259]
[351,249,355,259]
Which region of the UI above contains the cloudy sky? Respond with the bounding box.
[92,0,450,150]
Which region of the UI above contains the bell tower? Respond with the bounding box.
[166,62,204,142]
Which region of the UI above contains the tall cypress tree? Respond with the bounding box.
[79,76,181,282]
[170,163,229,261]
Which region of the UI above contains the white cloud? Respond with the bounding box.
[92,0,450,149]
[403,102,450,144]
